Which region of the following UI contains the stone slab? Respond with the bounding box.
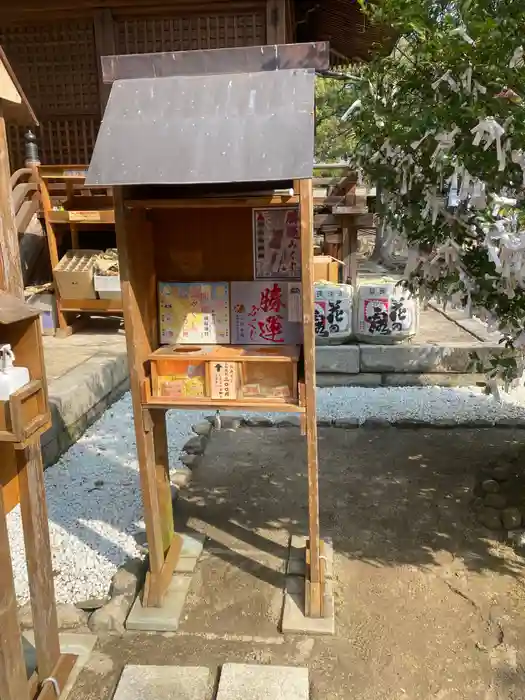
[316,345,360,374]
[126,575,192,632]
[23,631,97,700]
[113,665,212,700]
[382,372,486,387]
[216,663,308,700]
[281,577,335,636]
[316,372,382,387]
[287,536,333,578]
[359,343,503,374]
[175,533,206,573]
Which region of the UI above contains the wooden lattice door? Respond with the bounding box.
[0,18,100,169]
[113,9,266,55]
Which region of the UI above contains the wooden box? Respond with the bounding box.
[148,344,300,410]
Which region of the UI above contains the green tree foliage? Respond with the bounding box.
[346,0,525,384]
[315,77,354,162]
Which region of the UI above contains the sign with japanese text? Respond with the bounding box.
[231,281,303,345]
[314,284,353,341]
[253,207,301,279]
[356,284,416,338]
[210,361,239,400]
[158,282,230,345]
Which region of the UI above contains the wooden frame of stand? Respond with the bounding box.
[0,293,76,700]
[110,181,324,617]
[85,48,328,619]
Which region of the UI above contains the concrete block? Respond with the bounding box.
[217,664,308,700]
[316,345,360,374]
[23,631,97,700]
[287,536,333,578]
[317,372,382,387]
[360,343,504,374]
[175,533,205,573]
[382,372,486,387]
[113,665,212,700]
[126,575,192,632]
[281,577,335,636]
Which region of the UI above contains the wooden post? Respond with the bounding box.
[93,9,116,113]
[266,0,287,44]
[342,214,359,288]
[299,178,322,618]
[0,106,24,299]
[114,189,177,606]
[16,437,61,680]
[0,486,30,700]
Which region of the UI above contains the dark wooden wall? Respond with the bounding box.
[0,0,293,168]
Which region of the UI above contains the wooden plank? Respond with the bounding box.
[341,215,358,288]
[0,109,24,298]
[17,438,61,680]
[151,410,174,555]
[332,206,368,215]
[145,397,304,413]
[60,299,122,313]
[48,210,115,225]
[35,653,77,700]
[298,178,322,618]
[266,0,288,44]
[113,188,166,601]
[146,532,184,608]
[38,173,69,332]
[0,475,30,700]
[93,8,116,112]
[150,345,300,362]
[127,195,299,209]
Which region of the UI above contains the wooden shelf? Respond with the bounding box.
[149,344,300,362]
[60,298,122,313]
[48,209,115,224]
[144,397,305,412]
[127,194,299,209]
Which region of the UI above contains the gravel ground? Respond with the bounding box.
[7,383,525,605]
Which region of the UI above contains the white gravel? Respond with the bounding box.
[7,383,525,605]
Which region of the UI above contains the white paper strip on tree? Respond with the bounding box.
[353,280,419,344]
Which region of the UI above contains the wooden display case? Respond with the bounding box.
[0,291,76,700]
[37,165,120,334]
[85,45,328,619]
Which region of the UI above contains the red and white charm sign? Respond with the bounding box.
[230,281,303,345]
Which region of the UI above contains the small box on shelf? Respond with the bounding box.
[147,344,300,410]
[94,274,122,300]
[53,249,101,300]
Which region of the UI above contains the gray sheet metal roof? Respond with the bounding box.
[101,43,329,83]
[85,69,315,187]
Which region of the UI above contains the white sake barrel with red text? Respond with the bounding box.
[353,279,418,344]
[314,282,353,344]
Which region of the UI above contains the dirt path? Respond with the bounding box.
[70,427,525,700]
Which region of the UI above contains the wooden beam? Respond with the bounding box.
[0,107,24,298]
[266,0,287,44]
[298,178,322,619]
[35,654,77,700]
[17,438,61,681]
[113,188,166,606]
[0,479,30,700]
[342,215,358,287]
[93,9,116,113]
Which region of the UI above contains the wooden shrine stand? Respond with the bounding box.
[0,294,77,700]
[85,43,330,619]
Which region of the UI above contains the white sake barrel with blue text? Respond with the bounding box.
[353,279,418,344]
[314,282,353,344]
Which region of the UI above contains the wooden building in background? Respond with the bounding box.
[0,0,380,169]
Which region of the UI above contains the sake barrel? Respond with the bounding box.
[353,279,418,344]
[314,282,353,344]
